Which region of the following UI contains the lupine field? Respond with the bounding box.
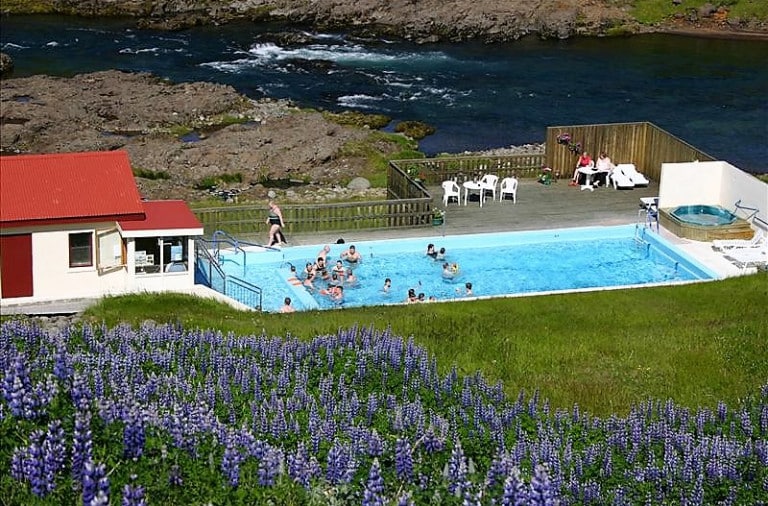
[1,319,767,505]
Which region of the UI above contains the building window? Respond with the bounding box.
[69,232,93,268]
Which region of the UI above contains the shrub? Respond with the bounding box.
[132,167,170,180]
[394,120,436,140]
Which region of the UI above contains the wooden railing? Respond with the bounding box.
[390,153,547,185]
[194,197,433,237]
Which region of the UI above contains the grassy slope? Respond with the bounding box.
[77,272,768,417]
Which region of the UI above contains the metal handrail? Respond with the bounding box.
[194,238,264,311]
[732,200,760,222]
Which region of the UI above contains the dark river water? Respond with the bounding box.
[2,16,767,172]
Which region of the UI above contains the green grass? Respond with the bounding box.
[632,0,768,24]
[80,272,768,417]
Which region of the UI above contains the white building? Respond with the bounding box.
[0,150,203,305]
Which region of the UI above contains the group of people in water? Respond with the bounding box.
[283,243,363,310]
[279,240,475,312]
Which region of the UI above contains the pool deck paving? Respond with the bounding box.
[0,178,751,316]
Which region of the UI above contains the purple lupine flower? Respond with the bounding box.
[41,420,66,494]
[258,446,282,486]
[362,458,385,506]
[367,429,384,457]
[287,443,312,489]
[447,440,468,496]
[501,467,527,506]
[397,492,414,506]
[168,464,183,487]
[529,464,556,506]
[70,372,92,411]
[123,408,145,459]
[81,461,109,506]
[90,490,110,506]
[23,430,48,497]
[422,427,444,453]
[221,441,242,487]
[395,437,413,482]
[72,410,93,486]
[121,475,147,506]
[2,355,40,419]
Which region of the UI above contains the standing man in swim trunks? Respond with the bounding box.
[341,244,362,263]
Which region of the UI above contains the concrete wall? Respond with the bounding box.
[659,161,768,229]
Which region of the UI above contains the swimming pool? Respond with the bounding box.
[217,225,718,312]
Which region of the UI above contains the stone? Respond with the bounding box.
[0,52,14,76]
[346,177,371,190]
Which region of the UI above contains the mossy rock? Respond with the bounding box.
[394,121,436,140]
[323,110,391,129]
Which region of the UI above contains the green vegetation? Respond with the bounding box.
[632,0,768,24]
[132,167,170,180]
[394,120,437,140]
[323,110,391,130]
[0,0,56,13]
[337,131,422,187]
[194,172,244,191]
[82,272,768,416]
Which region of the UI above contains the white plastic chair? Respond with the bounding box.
[499,177,518,203]
[441,180,461,206]
[479,174,499,202]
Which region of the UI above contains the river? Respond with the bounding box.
[2,15,767,172]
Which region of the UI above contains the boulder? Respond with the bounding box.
[0,52,14,77]
[347,177,371,190]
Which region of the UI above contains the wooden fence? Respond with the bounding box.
[193,197,433,237]
[546,122,714,182]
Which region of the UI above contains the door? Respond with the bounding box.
[0,234,34,298]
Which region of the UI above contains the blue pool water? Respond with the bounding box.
[217,225,717,312]
[670,205,737,226]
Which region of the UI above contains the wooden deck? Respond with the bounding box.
[288,178,661,245]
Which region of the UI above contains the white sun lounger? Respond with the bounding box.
[712,228,765,251]
[723,245,768,270]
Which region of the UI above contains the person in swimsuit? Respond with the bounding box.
[435,247,446,261]
[280,297,295,313]
[341,245,362,263]
[332,260,346,278]
[426,243,437,259]
[266,200,287,246]
[382,278,392,293]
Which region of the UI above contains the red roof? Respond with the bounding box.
[119,200,203,233]
[0,151,145,228]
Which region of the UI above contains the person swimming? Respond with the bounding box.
[435,247,446,261]
[426,243,437,259]
[341,244,362,263]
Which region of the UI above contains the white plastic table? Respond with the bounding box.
[463,181,484,207]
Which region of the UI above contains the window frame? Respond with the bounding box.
[68,231,94,268]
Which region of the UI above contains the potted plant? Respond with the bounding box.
[432,208,446,226]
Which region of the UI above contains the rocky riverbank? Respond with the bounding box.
[1,0,765,41]
[0,70,415,203]
[0,65,549,205]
